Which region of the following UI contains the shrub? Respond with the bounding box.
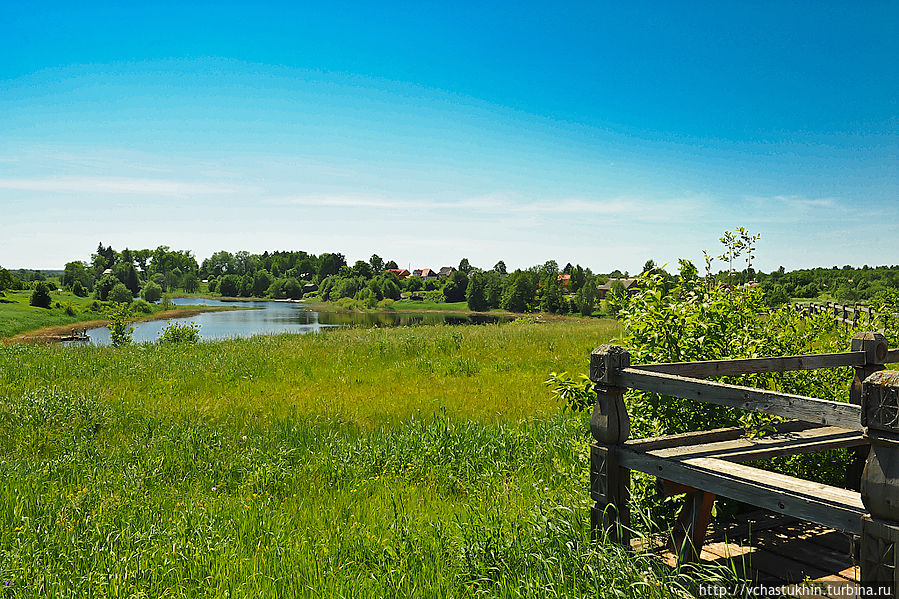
[106,303,134,347]
[108,283,133,303]
[72,281,87,297]
[131,299,153,314]
[141,281,162,303]
[157,321,201,344]
[29,282,52,308]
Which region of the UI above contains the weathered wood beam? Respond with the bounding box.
[631,352,866,378]
[611,445,865,535]
[646,426,866,462]
[616,368,862,431]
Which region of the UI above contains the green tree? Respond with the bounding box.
[252,270,274,297]
[458,258,472,273]
[94,273,120,301]
[466,272,488,311]
[443,270,469,302]
[369,254,385,273]
[30,282,52,308]
[182,272,199,293]
[106,302,134,347]
[575,280,596,316]
[72,280,88,297]
[218,274,240,297]
[540,280,564,313]
[108,283,133,303]
[141,281,163,303]
[501,271,536,313]
[492,261,507,276]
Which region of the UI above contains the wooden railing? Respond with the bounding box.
[794,301,895,328]
[589,333,899,591]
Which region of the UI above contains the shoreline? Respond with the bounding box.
[3,305,242,344]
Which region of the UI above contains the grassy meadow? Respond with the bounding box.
[0,319,736,597]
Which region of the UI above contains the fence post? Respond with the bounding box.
[589,344,631,545]
[848,333,888,489]
[859,370,899,595]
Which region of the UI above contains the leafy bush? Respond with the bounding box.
[106,302,135,347]
[157,321,201,344]
[29,282,52,308]
[141,281,162,303]
[108,283,133,303]
[131,299,153,314]
[72,280,88,297]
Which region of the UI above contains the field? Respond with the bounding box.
[0,319,734,597]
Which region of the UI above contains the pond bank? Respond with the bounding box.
[3,305,244,344]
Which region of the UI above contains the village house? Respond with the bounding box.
[557,273,571,287]
[438,266,456,278]
[386,268,410,279]
[412,268,439,281]
[596,277,638,299]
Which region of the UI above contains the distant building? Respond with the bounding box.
[386,268,410,279]
[303,283,318,293]
[597,278,639,299]
[438,266,456,278]
[413,268,439,281]
[557,273,571,288]
[102,268,113,275]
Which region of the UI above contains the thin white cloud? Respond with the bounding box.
[0,176,249,196]
[272,192,649,216]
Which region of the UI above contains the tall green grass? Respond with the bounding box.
[0,321,735,597]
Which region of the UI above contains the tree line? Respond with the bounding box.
[5,237,899,314]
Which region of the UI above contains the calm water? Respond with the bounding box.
[75,298,512,346]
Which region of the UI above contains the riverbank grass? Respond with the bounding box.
[0,319,732,595]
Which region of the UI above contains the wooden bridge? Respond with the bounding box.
[589,332,899,594]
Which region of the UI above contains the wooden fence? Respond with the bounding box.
[589,332,899,591]
[794,301,894,328]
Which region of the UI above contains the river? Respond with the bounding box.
[75,298,512,346]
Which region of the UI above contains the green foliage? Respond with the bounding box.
[574,280,596,316]
[29,282,52,308]
[94,273,120,301]
[501,271,536,313]
[131,299,153,314]
[442,271,469,303]
[465,272,488,312]
[71,280,88,297]
[106,302,135,347]
[181,272,200,293]
[108,282,133,303]
[141,280,163,303]
[218,274,241,297]
[544,372,594,412]
[157,320,201,344]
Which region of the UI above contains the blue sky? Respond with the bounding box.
[1,1,896,272]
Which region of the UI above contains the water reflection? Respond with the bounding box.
[76,298,512,346]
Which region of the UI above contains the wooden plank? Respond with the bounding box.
[886,348,899,364]
[647,426,867,462]
[750,528,855,580]
[632,352,866,378]
[616,368,862,431]
[624,421,820,452]
[613,446,866,535]
[623,426,746,451]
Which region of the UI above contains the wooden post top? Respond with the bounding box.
[862,370,899,439]
[851,332,889,365]
[590,344,631,385]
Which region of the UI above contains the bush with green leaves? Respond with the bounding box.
[106,302,135,347]
[108,282,133,303]
[29,282,52,308]
[141,280,162,303]
[157,320,201,344]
